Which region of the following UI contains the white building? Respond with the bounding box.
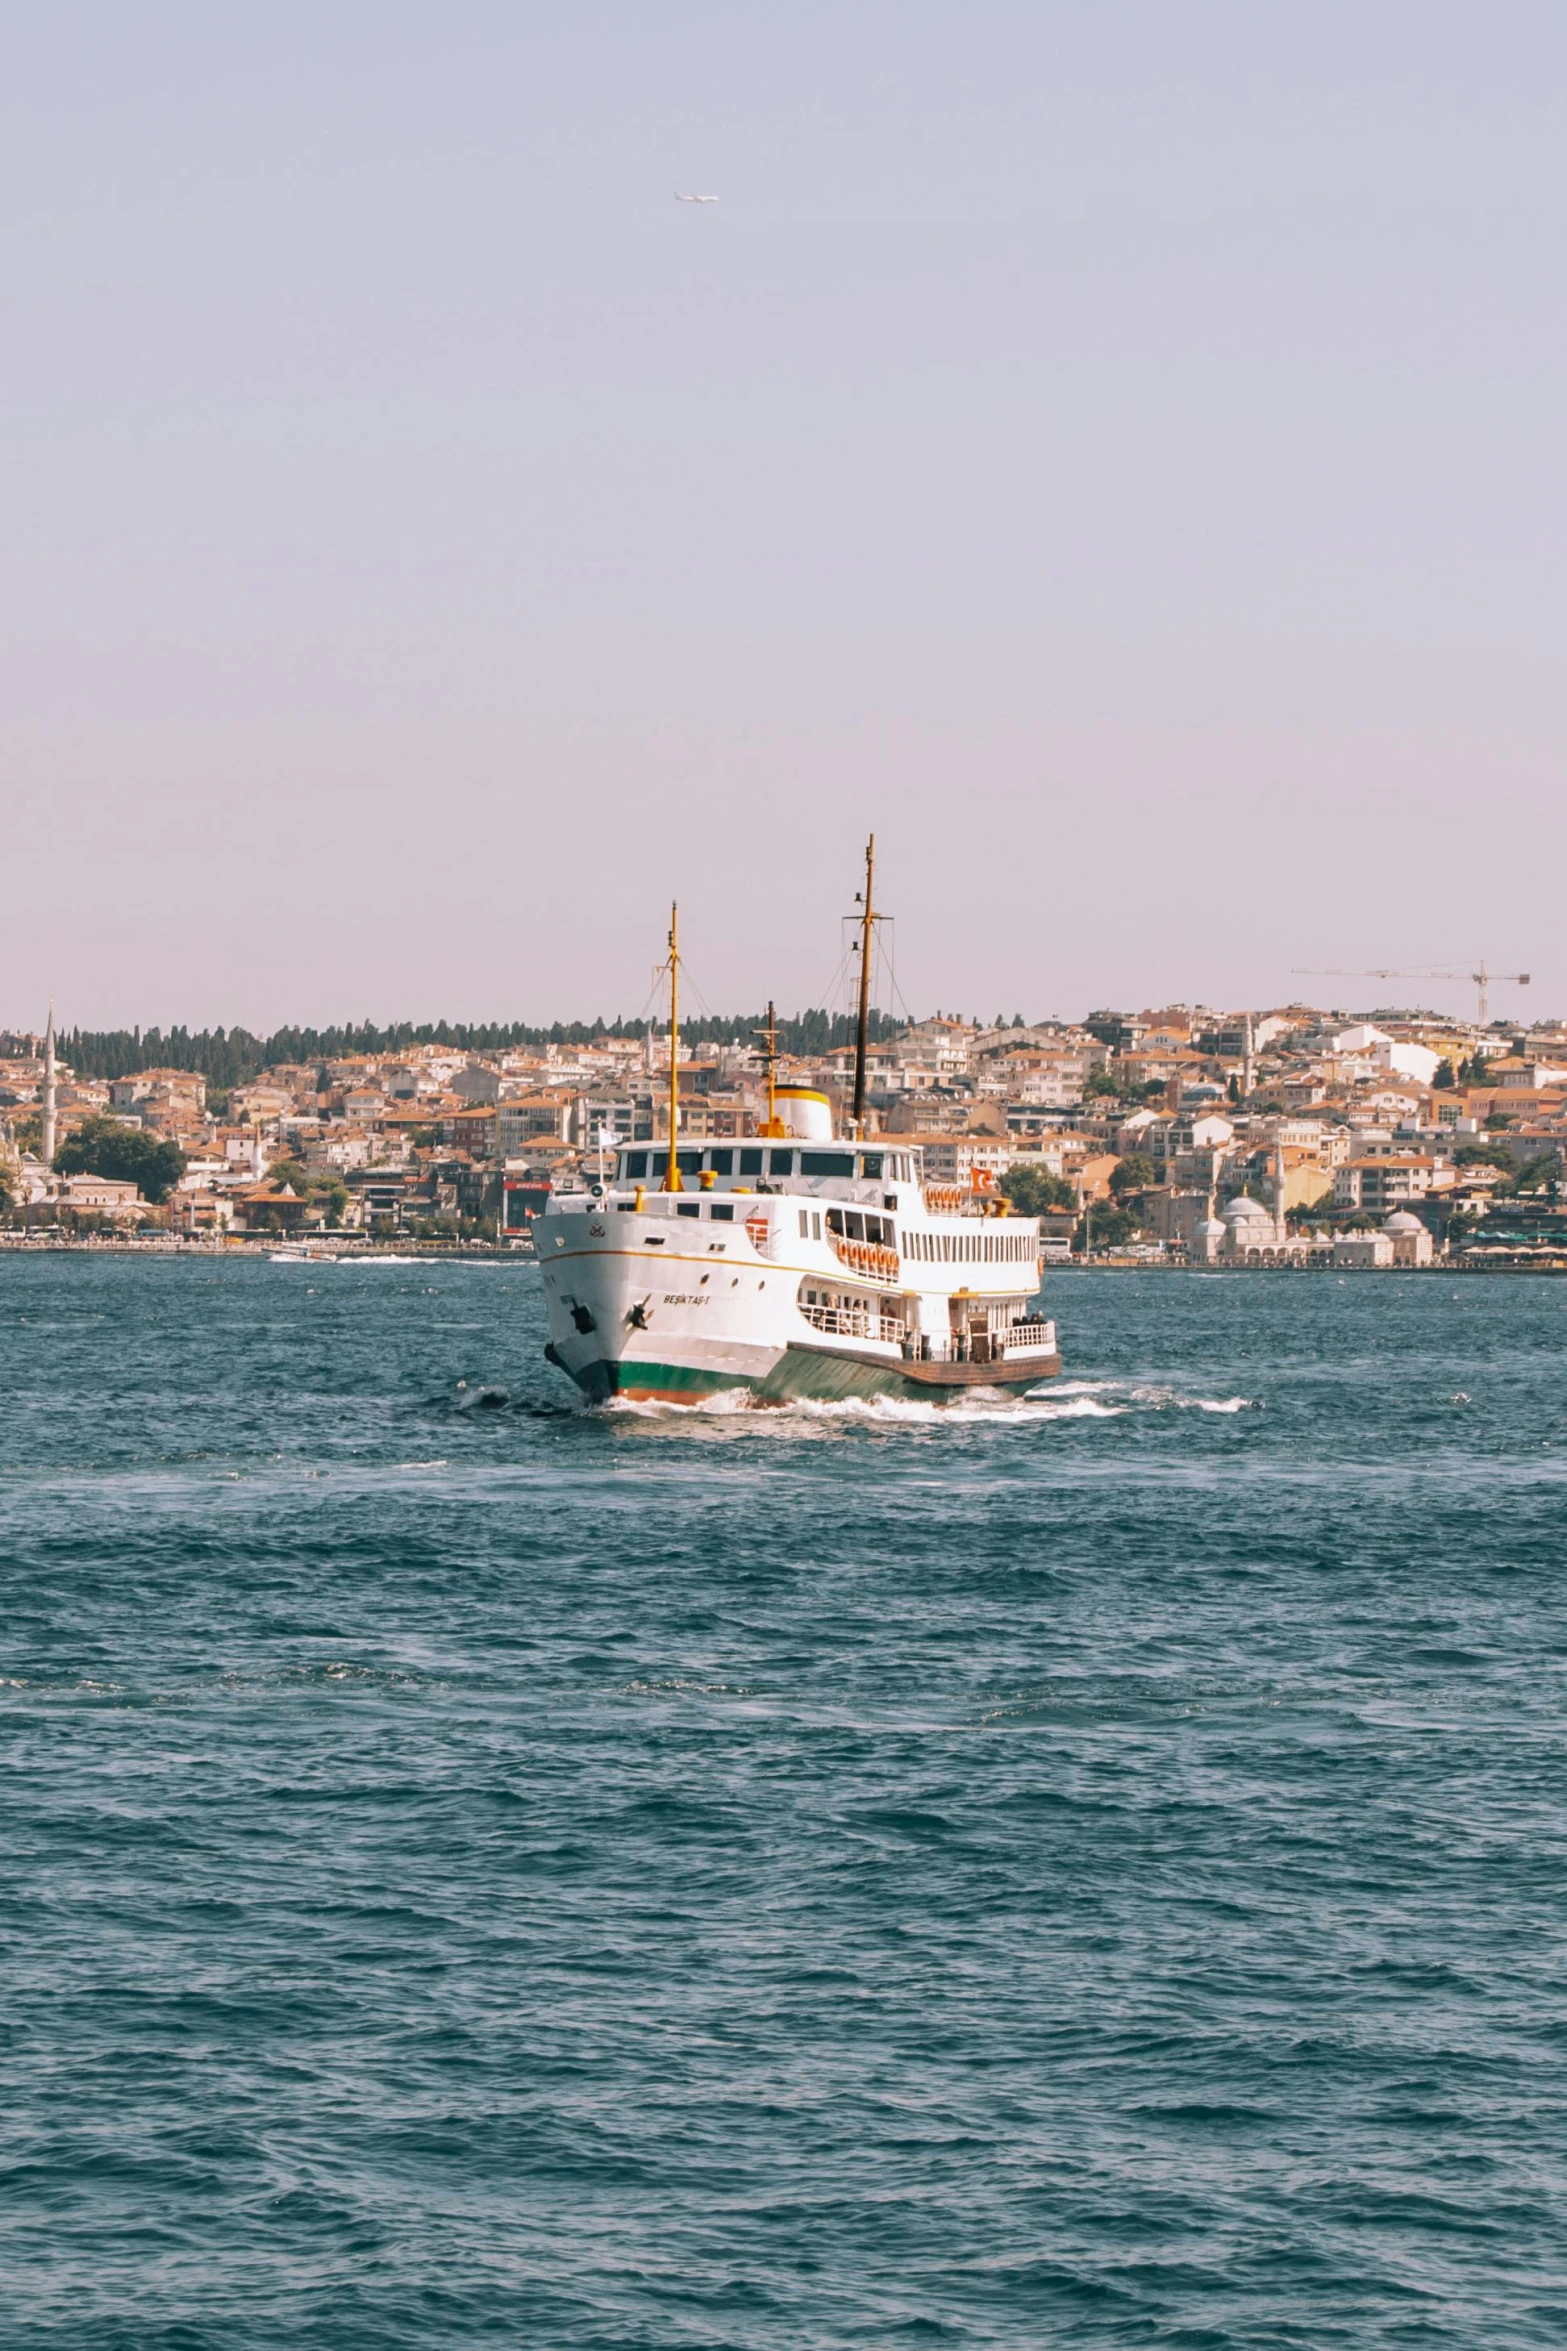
[1382,1209,1434,1267]
[1328,1025,1442,1088]
[1333,1229,1396,1268]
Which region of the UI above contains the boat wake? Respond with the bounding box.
[587,1377,1254,1432]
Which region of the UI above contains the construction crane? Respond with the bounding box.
[1291,961,1530,1028]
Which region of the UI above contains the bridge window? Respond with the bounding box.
[801,1151,854,1177]
[769,1150,796,1176]
[708,1149,734,1175]
[860,1154,884,1179]
[739,1148,763,1175]
[622,1151,648,1179]
[711,1202,734,1221]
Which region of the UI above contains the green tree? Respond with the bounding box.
[1003,1164,1077,1216]
[1079,1201,1141,1250]
[267,1158,349,1223]
[1110,1152,1158,1198]
[1455,1140,1515,1170]
[1432,1058,1455,1089]
[1486,1110,1515,1130]
[1513,1156,1561,1193]
[54,1117,186,1203]
[1082,1064,1121,1100]
[310,1175,351,1224]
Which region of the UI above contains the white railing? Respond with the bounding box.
[1001,1318,1057,1354]
[907,1317,1058,1366]
[801,1302,904,1345]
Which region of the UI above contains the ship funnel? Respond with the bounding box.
[772,1086,834,1142]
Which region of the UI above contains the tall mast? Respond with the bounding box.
[664,902,682,1192]
[851,834,875,1136]
[754,998,780,1136]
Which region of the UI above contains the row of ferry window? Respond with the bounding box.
[780,1209,1032,1259]
[907,1228,1034,1262]
[618,1147,913,1182]
[797,1208,896,1245]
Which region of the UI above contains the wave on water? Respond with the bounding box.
[587,1376,1253,1432]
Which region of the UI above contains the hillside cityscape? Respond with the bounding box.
[2,997,1564,1267]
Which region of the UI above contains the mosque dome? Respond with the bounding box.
[1195,1218,1226,1239]
[1222,1194,1272,1224]
[1382,1210,1425,1234]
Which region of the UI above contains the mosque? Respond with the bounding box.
[1188,1142,1434,1267]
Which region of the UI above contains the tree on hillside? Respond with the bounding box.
[267,1159,350,1223]
[1082,1065,1121,1100]
[1455,1140,1515,1170]
[54,1118,185,1203]
[1003,1164,1077,1217]
[1110,1152,1158,1198]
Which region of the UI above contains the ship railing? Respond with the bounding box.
[911,1318,1057,1365]
[1001,1317,1057,1354]
[800,1301,904,1345]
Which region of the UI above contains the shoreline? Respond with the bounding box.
[0,1237,1561,1275]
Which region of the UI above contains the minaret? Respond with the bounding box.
[1241,1010,1255,1101]
[1274,1140,1288,1245]
[41,1005,57,1166]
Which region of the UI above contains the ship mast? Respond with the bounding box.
[755,998,782,1137]
[663,902,682,1191]
[851,834,876,1137]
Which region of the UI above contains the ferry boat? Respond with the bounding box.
[536,844,1062,1405]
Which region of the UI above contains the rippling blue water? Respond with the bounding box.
[2,1257,1565,2347]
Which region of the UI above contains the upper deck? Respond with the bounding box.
[613,1141,915,1200]
[546,1140,1046,1305]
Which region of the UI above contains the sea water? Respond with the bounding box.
[1,1257,1564,2348]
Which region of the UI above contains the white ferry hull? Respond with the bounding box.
[538,1204,1061,1406]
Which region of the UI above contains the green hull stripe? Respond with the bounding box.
[558,1348,1061,1407]
[571,1357,752,1404]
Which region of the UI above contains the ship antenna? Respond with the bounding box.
[664,901,682,1192]
[851,834,876,1138]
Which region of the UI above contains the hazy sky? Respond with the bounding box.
[3,2,1563,1034]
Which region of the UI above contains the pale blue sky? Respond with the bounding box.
[3,3,1562,1031]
